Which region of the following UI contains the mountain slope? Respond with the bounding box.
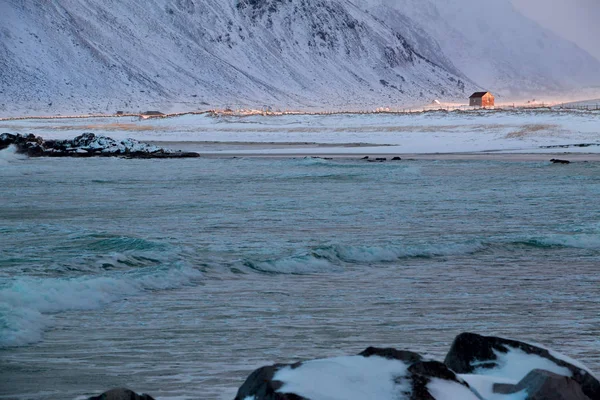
[0,0,471,116]
[371,0,600,97]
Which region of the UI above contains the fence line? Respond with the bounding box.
[2,103,599,122]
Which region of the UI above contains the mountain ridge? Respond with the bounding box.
[1,0,598,116]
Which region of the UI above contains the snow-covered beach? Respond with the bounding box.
[2,108,600,159]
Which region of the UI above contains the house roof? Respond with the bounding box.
[469,92,491,98]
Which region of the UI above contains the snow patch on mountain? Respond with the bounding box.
[0,0,471,117]
[1,0,599,116]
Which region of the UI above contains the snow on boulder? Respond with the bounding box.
[0,133,199,158]
[493,369,592,400]
[234,347,479,400]
[458,374,521,400]
[444,332,599,400]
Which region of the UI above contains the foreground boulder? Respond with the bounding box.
[85,334,599,400]
[0,132,199,158]
[235,347,478,400]
[494,369,591,400]
[88,388,155,400]
[445,332,600,399]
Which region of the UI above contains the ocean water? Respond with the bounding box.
[1,153,599,399]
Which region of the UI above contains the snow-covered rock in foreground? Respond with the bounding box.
[0,133,199,158]
[234,347,476,400]
[233,332,599,400]
[445,332,599,399]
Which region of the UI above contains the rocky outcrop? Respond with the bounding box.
[234,347,476,400]
[85,333,599,400]
[0,133,199,158]
[494,369,592,400]
[233,333,598,400]
[445,332,600,400]
[234,363,308,400]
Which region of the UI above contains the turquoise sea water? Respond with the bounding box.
[1,154,599,399]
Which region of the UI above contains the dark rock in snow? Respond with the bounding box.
[494,369,592,400]
[550,158,570,164]
[87,387,155,400]
[234,363,307,400]
[408,361,474,400]
[0,133,200,158]
[445,332,600,400]
[359,346,423,364]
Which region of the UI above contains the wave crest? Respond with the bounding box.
[0,266,202,347]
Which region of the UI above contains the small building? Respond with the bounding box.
[469,92,495,107]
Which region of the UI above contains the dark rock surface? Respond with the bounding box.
[87,387,155,400]
[408,361,473,400]
[494,369,592,400]
[359,346,422,364]
[0,133,199,158]
[234,363,307,400]
[445,332,600,400]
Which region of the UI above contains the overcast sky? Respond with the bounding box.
[512,0,600,61]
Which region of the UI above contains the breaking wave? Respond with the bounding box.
[0,145,26,165]
[242,242,484,275]
[313,243,483,263]
[0,265,202,347]
[511,234,600,250]
[240,235,600,275]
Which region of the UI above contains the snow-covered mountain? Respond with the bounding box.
[371,0,600,97]
[0,0,471,116]
[1,0,599,116]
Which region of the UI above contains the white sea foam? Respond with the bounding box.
[315,242,482,263]
[244,242,481,274]
[0,145,26,165]
[245,255,337,274]
[530,234,600,250]
[0,266,202,347]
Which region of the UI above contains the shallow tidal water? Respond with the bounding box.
[1,154,599,399]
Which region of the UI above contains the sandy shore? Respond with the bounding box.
[196,152,600,161]
[150,141,600,161]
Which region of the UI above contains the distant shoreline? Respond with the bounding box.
[193,153,600,162]
[2,103,600,122]
[153,142,600,162]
